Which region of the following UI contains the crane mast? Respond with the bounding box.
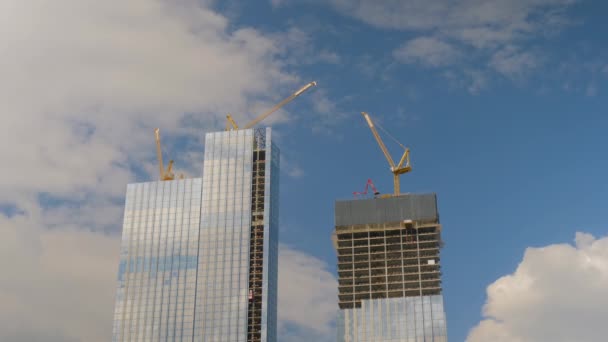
[361,112,411,196]
[225,114,239,131]
[155,128,165,180]
[154,128,181,181]
[150,82,316,182]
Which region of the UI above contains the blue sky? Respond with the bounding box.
[1,1,607,341]
[205,1,608,340]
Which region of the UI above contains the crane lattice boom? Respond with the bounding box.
[154,128,184,181]
[225,81,317,130]
[360,112,411,196]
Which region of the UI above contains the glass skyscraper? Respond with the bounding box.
[112,128,279,342]
[333,194,448,341]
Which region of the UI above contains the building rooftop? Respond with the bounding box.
[334,193,439,227]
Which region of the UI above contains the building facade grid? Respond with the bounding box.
[337,295,447,342]
[112,128,278,342]
[112,178,202,341]
[334,195,448,342]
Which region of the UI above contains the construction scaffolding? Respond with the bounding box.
[247,145,267,342]
[333,194,443,310]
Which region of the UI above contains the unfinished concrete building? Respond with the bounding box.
[333,194,448,341]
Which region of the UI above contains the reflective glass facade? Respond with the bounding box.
[112,178,203,341]
[337,296,447,342]
[194,128,279,342]
[112,128,279,342]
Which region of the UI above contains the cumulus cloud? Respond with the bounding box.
[443,69,488,94]
[0,212,120,342]
[0,0,335,340]
[278,245,338,341]
[323,0,578,90]
[329,0,448,31]
[306,88,350,135]
[0,214,338,341]
[467,232,608,342]
[0,0,298,209]
[277,26,342,66]
[489,45,541,78]
[329,0,576,45]
[393,37,460,67]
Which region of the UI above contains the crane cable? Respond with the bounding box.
[374,118,407,151]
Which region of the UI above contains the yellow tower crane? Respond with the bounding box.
[154,128,184,181]
[361,112,411,196]
[152,81,316,181]
[225,81,317,130]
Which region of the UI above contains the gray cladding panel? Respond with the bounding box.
[335,194,438,226]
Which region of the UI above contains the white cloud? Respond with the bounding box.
[318,50,342,64]
[0,211,120,342]
[0,0,335,340]
[0,0,296,208]
[277,26,342,66]
[278,245,338,341]
[449,26,520,50]
[467,232,608,342]
[393,37,460,67]
[329,0,576,44]
[442,69,488,94]
[0,210,338,341]
[329,0,449,31]
[327,0,577,87]
[489,46,540,78]
[306,89,350,135]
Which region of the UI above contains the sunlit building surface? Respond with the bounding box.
[112,128,279,342]
[333,194,448,341]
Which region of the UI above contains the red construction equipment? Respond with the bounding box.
[353,179,381,198]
